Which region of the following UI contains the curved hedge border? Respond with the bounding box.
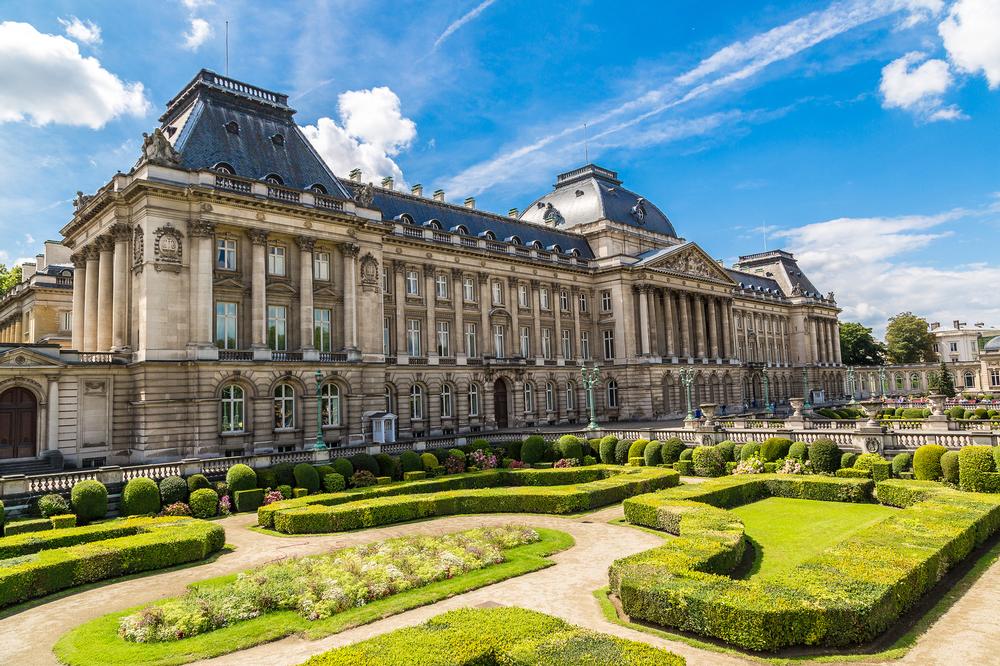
[0,517,225,609]
[301,606,685,666]
[610,476,1000,651]
[265,466,678,534]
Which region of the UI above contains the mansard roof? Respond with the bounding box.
[726,267,787,297]
[732,250,825,300]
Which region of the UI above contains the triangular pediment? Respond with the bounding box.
[639,243,735,284]
[0,347,67,368]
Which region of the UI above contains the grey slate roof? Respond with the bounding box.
[726,268,786,296]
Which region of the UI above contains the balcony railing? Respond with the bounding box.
[267,185,301,203]
[215,174,253,194]
[219,350,253,361]
[76,353,116,364]
[271,351,303,362]
[314,195,343,211]
[319,352,348,362]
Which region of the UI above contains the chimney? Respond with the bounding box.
[464,196,475,209]
[381,176,394,190]
[433,189,445,202]
[507,208,519,218]
[953,320,961,329]
[929,322,940,330]
[349,168,362,182]
[411,183,423,197]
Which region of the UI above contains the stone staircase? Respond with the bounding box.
[0,458,58,477]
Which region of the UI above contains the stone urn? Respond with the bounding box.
[928,393,945,417]
[699,403,718,430]
[789,397,804,418]
[862,400,883,427]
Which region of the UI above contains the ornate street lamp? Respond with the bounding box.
[313,370,327,450]
[580,364,601,430]
[762,368,772,415]
[802,366,811,409]
[679,368,696,420]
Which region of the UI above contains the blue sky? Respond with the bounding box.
[1,0,998,335]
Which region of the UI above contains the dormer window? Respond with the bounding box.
[506,235,522,245]
[451,224,470,235]
[530,241,543,250]
[224,121,239,135]
[270,133,285,146]
[264,173,284,185]
[309,184,328,194]
[547,244,562,254]
[480,231,496,241]
[213,162,235,175]
[424,219,442,230]
[397,214,415,225]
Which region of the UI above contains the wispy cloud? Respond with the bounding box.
[432,0,497,52]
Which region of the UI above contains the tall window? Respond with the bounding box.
[606,379,619,408]
[465,323,478,357]
[540,288,550,310]
[542,328,553,359]
[273,384,295,429]
[581,331,591,360]
[579,292,588,313]
[910,372,920,390]
[385,385,395,413]
[59,311,72,332]
[463,276,476,302]
[216,239,236,270]
[519,326,530,358]
[518,284,529,307]
[215,301,238,349]
[561,329,572,358]
[435,274,449,299]
[545,381,555,412]
[220,384,244,433]
[313,251,330,281]
[964,371,976,389]
[405,270,419,295]
[436,321,451,356]
[321,383,341,426]
[492,280,504,304]
[314,308,332,352]
[493,324,505,358]
[559,290,569,311]
[407,319,422,356]
[267,305,287,350]
[381,267,391,293]
[566,381,576,410]
[523,382,535,413]
[601,290,612,312]
[603,330,615,360]
[267,245,286,276]
[409,385,424,420]
[991,368,1000,388]
[440,384,453,418]
[468,383,480,416]
[383,317,391,355]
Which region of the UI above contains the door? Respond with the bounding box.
[493,379,509,429]
[0,388,37,459]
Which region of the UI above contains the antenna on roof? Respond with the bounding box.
[583,122,589,164]
[225,21,229,76]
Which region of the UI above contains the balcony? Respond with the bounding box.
[219,350,253,361]
[215,174,253,194]
[271,351,303,362]
[319,352,348,362]
[267,185,301,204]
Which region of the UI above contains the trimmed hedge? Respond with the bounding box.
[121,478,160,517]
[51,514,77,529]
[679,448,693,461]
[836,467,871,478]
[293,463,321,494]
[226,464,257,494]
[614,439,632,465]
[627,439,650,462]
[0,517,224,609]
[521,435,546,464]
[692,446,725,477]
[760,437,792,462]
[892,452,912,476]
[332,458,353,481]
[940,451,959,483]
[959,445,998,492]
[643,441,663,467]
[349,453,380,477]
[234,488,264,512]
[323,473,346,493]
[739,443,760,461]
[556,435,584,462]
[841,452,858,469]
[914,444,947,481]
[420,452,439,471]
[598,436,618,464]
[612,476,999,651]
[807,439,840,473]
[4,518,50,536]
[189,488,218,519]
[787,441,808,461]
[38,494,71,518]
[399,451,422,474]
[675,460,694,476]
[71,480,108,523]
[403,471,426,482]
[159,476,188,505]
[660,438,685,464]
[187,474,212,493]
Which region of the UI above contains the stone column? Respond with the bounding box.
[297,236,316,352]
[553,282,564,362]
[83,246,100,351]
[109,224,132,351]
[395,263,407,358]
[342,243,360,352]
[95,235,114,351]
[424,264,437,359]
[478,272,490,356]
[71,253,86,350]
[646,287,659,357]
[679,292,691,358]
[508,279,520,356]
[808,317,819,363]
[454,269,466,358]
[531,279,542,360]
[248,229,268,352]
[13,318,23,343]
[571,287,582,362]
[833,321,842,365]
[693,295,706,359]
[637,285,651,355]
[46,378,59,451]
[664,289,676,357]
[721,298,732,360]
[827,320,837,365]
[707,297,719,359]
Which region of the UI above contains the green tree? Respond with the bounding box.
[885,312,937,364]
[839,322,885,365]
[928,361,957,398]
[0,264,20,295]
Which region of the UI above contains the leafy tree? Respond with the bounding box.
[0,264,21,295]
[928,361,956,398]
[885,312,937,364]
[839,322,885,366]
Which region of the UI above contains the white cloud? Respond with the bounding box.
[183,18,212,50]
[58,16,101,45]
[432,0,497,51]
[939,0,1000,89]
[301,86,416,186]
[0,21,149,128]
[878,51,961,120]
[896,0,945,28]
[181,0,213,8]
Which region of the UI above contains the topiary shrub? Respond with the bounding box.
[975,407,989,419]
[189,488,219,518]
[332,458,354,480]
[234,488,264,512]
[598,435,619,464]
[891,452,912,476]
[941,450,960,484]
[959,445,996,492]
[403,470,426,481]
[323,473,346,492]
[740,443,761,461]
[271,462,296,487]
[122,477,160,516]
[679,447,693,461]
[841,452,859,470]
[913,444,947,481]
[0,499,5,531]
[256,468,278,490]
[350,453,380,476]
[37,493,70,518]
[504,439,523,462]
[521,435,547,464]
[50,514,76,529]
[351,470,377,488]
[448,448,467,463]
[948,405,966,420]
[660,438,685,465]
[226,464,257,494]
[732,444,744,461]
[159,476,188,505]
[788,441,808,461]
[70,479,107,523]
[556,435,584,462]
[692,446,725,477]
[614,439,631,465]
[643,441,663,467]
[400,451,423,473]
[421,452,439,471]
[314,465,335,480]
[760,437,792,462]
[627,439,650,462]
[853,453,884,471]
[808,439,841,474]
[293,463,321,494]
[714,441,736,463]
[995,446,1000,471]
[187,473,212,493]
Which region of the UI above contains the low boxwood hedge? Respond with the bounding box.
[611,476,1000,651]
[234,488,264,512]
[0,517,224,609]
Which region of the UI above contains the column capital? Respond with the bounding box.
[295,235,316,252]
[188,219,216,237]
[451,267,464,280]
[529,278,540,289]
[478,271,489,285]
[95,235,115,252]
[394,261,408,275]
[341,242,361,258]
[110,222,133,241]
[70,252,87,268]
[422,263,436,275]
[82,245,100,261]
[247,228,269,245]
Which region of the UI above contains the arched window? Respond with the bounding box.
[410,384,424,420]
[451,224,470,235]
[321,383,341,426]
[440,384,454,418]
[894,374,904,391]
[548,244,562,254]
[220,384,245,433]
[309,183,328,194]
[506,235,522,245]
[264,173,284,185]
[481,230,496,240]
[523,382,535,413]
[468,382,480,417]
[425,219,442,229]
[964,371,976,389]
[384,384,395,413]
[910,373,920,390]
[607,379,619,408]
[569,248,581,258]
[213,162,235,175]
[273,384,295,429]
[545,381,556,412]
[565,381,577,410]
[530,240,543,250]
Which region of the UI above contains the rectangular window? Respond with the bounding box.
[216,239,237,270]
[465,322,478,357]
[581,331,591,360]
[579,292,588,313]
[267,245,286,276]
[215,301,238,349]
[435,274,449,299]
[383,317,391,355]
[950,342,958,352]
[405,270,419,295]
[468,384,480,417]
[601,290,612,312]
[561,329,572,358]
[493,324,505,358]
[381,267,390,293]
[603,330,615,360]
[407,319,422,356]
[559,290,569,311]
[313,251,330,281]
[540,288,550,310]
[313,308,332,352]
[59,311,72,332]
[436,321,450,356]
[492,280,504,305]
[519,326,530,358]
[266,305,287,350]
[463,276,476,302]
[542,328,552,359]
[518,284,529,308]
[991,369,1000,387]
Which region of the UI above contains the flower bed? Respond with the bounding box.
[609,476,1000,651]
[0,517,224,609]
[300,606,685,666]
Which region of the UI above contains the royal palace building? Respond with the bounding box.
[0,70,846,467]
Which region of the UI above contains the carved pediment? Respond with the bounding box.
[643,243,735,284]
[265,279,298,295]
[0,348,66,368]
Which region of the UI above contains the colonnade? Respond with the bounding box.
[809,316,841,365]
[0,316,23,343]
[635,285,734,361]
[70,223,131,352]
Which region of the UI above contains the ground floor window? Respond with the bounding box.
[273,384,295,429]
[221,384,245,432]
[607,379,619,408]
[321,383,341,426]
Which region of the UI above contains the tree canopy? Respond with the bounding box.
[928,361,957,398]
[885,312,937,364]
[839,322,886,366]
[0,264,21,296]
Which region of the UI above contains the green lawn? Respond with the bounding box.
[731,497,895,580]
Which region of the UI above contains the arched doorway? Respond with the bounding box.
[493,378,509,429]
[0,388,37,459]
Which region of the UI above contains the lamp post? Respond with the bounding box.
[679,368,696,420]
[313,370,327,450]
[847,366,856,404]
[802,366,811,409]
[762,368,772,415]
[580,364,601,430]
[878,365,887,399]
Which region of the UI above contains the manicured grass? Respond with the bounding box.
[53,527,573,666]
[730,497,895,580]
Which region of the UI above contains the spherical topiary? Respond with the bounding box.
[122,477,161,516]
[643,441,663,467]
[400,450,423,473]
[692,446,725,477]
[448,448,467,463]
[941,450,960,484]
[323,472,346,493]
[256,468,278,490]
[598,435,619,464]
[226,464,257,494]
[892,452,912,476]
[374,454,397,479]
[679,447,693,461]
[760,437,792,462]
[739,443,761,461]
[421,452,439,470]
[959,445,996,492]
[38,493,71,518]
[627,439,650,461]
[841,452,858,470]
[913,443,947,481]
[853,453,884,470]
[189,488,219,518]
[159,476,188,505]
[614,439,631,465]
[314,465,335,479]
[350,453,380,476]
[948,406,966,420]
[332,457,354,480]
[187,473,212,493]
[711,441,733,463]
[808,439,841,474]
[788,441,808,461]
[293,463,321,493]
[504,439,523,461]
[71,479,107,523]
[521,435,547,464]
[271,462,296,487]
[556,435,584,462]
[659,438,685,464]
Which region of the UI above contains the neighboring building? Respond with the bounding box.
[929,320,1000,364]
[0,70,845,467]
[0,241,74,347]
